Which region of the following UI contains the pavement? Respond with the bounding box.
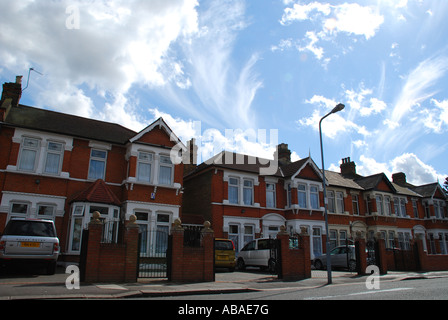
[1,266,448,300]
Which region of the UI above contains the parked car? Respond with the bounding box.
[313,245,357,272]
[236,238,278,272]
[0,218,60,274]
[214,238,236,272]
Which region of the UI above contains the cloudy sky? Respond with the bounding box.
[0,0,447,186]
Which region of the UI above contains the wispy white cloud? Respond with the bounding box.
[278,1,384,62]
[167,0,263,130]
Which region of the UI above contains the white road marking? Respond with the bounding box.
[305,287,413,300]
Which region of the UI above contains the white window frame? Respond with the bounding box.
[352,194,360,215]
[297,184,307,209]
[9,202,30,219]
[137,151,154,183]
[18,137,40,172]
[36,203,56,219]
[310,185,319,210]
[44,141,64,175]
[228,177,240,205]
[266,183,276,208]
[158,155,174,186]
[67,203,120,254]
[243,179,254,206]
[88,149,107,180]
[376,195,384,215]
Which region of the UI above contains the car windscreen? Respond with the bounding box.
[3,220,56,237]
[215,240,233,250]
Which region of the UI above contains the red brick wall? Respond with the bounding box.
[277,232,311,281]
[169,227,214,283]
[82,221,139,283]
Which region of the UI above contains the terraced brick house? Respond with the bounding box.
[0,76,185,263]
[183,144,448,260]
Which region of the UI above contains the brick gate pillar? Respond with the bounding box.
[201,221,215,282]
[355,232,367,276]
[376,235,388,275]
[84,211,102,283]
[124,214,140,282]
[169,219,184,282]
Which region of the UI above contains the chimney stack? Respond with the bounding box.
[183,138,198,176]
[274,143,291,167]
[392,172,407,186]
[340,157,357,177]
[0,76,23,121]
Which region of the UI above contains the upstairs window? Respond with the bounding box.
[310,185,319,209]
[19,138,39,172]
[44,142,64,174]
[137,152,153,183]
[297,184,307,208]
[159,155,173,185]
[266,183,276,208]
[88,149,107,180]
[228,178,239,204]
[243,179,253,206]
[352,195,359,215]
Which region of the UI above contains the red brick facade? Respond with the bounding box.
[0,78,185,263]
[183,145,448,266]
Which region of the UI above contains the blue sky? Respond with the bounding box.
[0,0,447,185]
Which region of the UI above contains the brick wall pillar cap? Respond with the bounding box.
[300,226,309,236]
[202,221,213,233]
[89,211,102,225]
[173,218,183,231]
[278,225,288,236]
[355,231,365,240]
[126,214,139,228]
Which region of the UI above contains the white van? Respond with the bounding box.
[236,238,278,272]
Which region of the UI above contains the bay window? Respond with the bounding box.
[310,185,319,209]
[137,152,153,183]
[297,184,307,208]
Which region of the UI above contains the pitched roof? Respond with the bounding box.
[412,183,447,199]
[354,173,397,193]
[324,170,364,190]
[189,151,283,177]
[4,104,137,145]
[70,179,121,206]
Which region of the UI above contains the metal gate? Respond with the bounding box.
[270,238,282,276]
[393,245,420,271]
[137,228,172,278]
[366,239,378,266]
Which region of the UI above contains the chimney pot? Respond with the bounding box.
[340,157,356,177]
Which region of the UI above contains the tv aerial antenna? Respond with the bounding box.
[22,67,43,93]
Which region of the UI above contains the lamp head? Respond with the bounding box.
[331,103,345,114]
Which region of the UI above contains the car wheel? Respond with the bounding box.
[348,260,357,272]
[236,258,246,271]
[314,259,323,270]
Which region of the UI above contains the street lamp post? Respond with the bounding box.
[319,103,345,285]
